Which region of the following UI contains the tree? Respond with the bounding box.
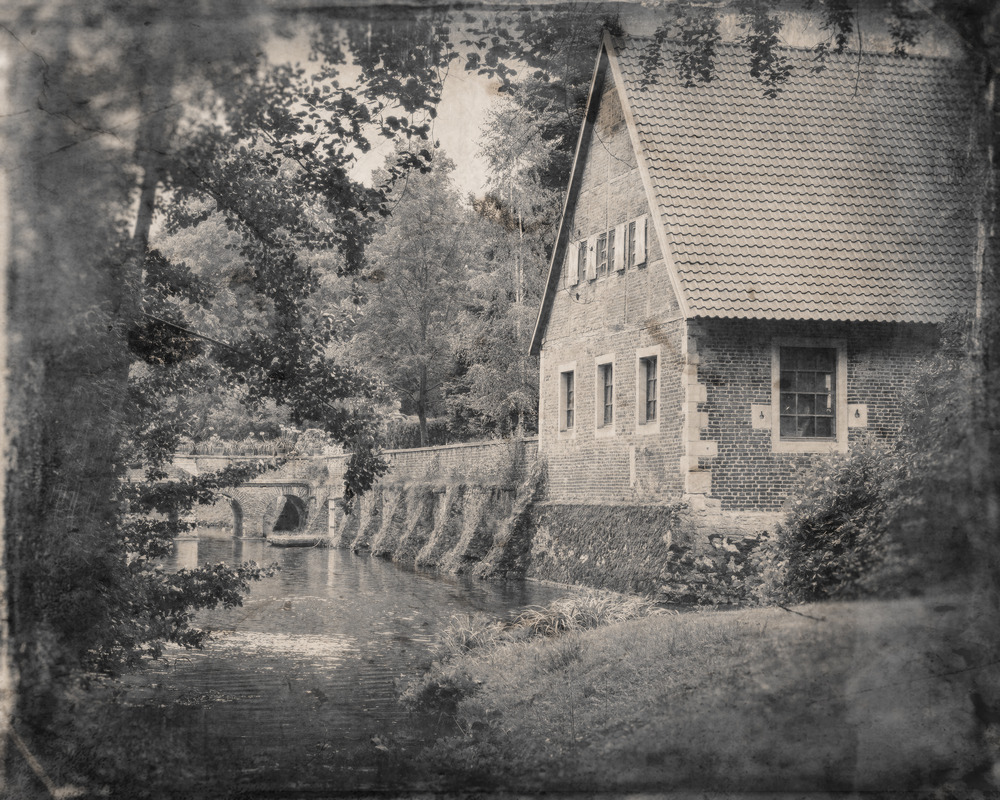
[448,100,561,436]
[354,151,473,446]
[2,0,463,735]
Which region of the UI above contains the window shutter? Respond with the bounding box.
[567,246,578,286]
[635,216,647,266]
[586,235,597,280]
[614,224,625,271]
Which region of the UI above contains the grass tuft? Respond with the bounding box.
[437,589,665,657]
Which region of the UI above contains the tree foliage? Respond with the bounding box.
[353,151,473,446]
[2,0,464,720]
[448,100,561,436]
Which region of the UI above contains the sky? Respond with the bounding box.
[355,63,499,198]
[267,25,500,200]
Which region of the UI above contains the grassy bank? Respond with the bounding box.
[406,593,996,795]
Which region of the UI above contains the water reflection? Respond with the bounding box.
[123,535,576,794]
[174,538,200,570]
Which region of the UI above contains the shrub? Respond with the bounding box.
[512,590,663,635]
[657,533,767,606]
[755,438,904,603]
[381,416,454,449]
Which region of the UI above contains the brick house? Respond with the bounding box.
[529,34,975,531]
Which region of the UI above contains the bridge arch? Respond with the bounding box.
[272,494,308,533]
[219,494,244,538]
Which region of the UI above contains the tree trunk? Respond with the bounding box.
[418,365,429,447]
[966,50,1000,598]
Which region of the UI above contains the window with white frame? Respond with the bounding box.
[596,358,614,431]
[771,341,847,453]
[561,370,575,431]
[641,356,657,422]
[635,345,661,432]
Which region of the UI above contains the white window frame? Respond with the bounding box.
[770,338,848,454]
[596,232,609,278]
[635,345,661,435]
[595,353,615,438]
[558,362,577,439]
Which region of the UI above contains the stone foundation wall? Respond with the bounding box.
[527,502,688,594]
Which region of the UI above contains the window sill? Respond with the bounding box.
[595,425,616,439]
[772,437,846,454]
[635,420,660,436]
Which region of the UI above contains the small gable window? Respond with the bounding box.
[596,233,608,278]
[626,216,647,268]
[577,241,587,284]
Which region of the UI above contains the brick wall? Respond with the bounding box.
[538,56,687,506]
[327,438,538,492]
[691,318,938,511]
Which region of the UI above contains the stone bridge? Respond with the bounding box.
[172,455,333,539]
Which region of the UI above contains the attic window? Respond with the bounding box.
[596,233,609,277]
[626,217,647,268]
[577,241,586,284]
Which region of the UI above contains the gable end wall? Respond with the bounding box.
[539,64,686,505]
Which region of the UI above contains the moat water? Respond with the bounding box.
[120,534,577,796]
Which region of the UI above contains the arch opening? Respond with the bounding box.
[272,495,307,533]
[228,497,244,538]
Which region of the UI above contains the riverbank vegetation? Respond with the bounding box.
[404,594,991,795]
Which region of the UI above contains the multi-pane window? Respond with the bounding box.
[596,233,608,277]
[641,356,657,422]
[562,371,575,430]
[779,347,836,438]
[571,217,644,285]
[599,363,614,426]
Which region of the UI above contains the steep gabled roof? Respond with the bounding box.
[530,34,977,353]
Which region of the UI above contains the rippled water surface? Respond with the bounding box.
[121,536,576,795]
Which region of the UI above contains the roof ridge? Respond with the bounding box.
[618,33,965,67]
